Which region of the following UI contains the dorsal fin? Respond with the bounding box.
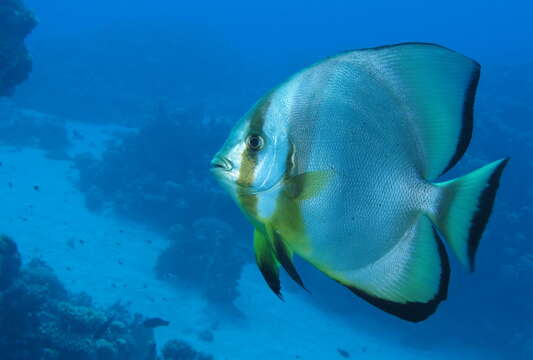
[351,43,480,180]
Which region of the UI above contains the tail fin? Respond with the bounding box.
[430,158,509,271]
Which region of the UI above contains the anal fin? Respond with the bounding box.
[328,215,450,322]
[285,171,332,200]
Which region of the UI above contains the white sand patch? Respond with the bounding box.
[0,146,207,347]
[0,141,498,360]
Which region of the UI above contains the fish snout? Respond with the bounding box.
[210,156,233,172]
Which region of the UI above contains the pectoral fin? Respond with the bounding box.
[285,171,332,200]
[354,43,481,180]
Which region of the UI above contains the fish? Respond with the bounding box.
[210,42,509,322]
[143,317,170,328]
[337,348,350,358]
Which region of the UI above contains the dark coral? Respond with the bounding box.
[0,239,158,360]
[0,0,37,97]
[156,217,247,307]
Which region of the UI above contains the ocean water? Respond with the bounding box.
[0,1,531,359]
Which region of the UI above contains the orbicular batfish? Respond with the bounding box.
[210,42,508,322]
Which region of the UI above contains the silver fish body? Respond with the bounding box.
[211,43,508,322]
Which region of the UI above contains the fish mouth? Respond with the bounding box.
[210,156,233,172]
[210,156,238,193]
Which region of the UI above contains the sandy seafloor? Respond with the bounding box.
[0,118,499,360]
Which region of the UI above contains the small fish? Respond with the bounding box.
[143,317,170,328]
[211,43,509,322]
[33,185,40,191]
[337,349,350,358]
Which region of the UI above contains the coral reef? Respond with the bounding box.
[0,0,37,96]
[0,236,157,360]
[0,235,215,359]
[0,107,71,159]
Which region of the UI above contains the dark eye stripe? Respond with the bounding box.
[237,94,271,187]
[236,93,272,216]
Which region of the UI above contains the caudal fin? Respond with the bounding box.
[431,158,509,270]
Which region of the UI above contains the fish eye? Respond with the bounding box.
[245,134,264,151]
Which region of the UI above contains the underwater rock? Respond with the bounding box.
[0,0,37,97]
[0,234,21,290]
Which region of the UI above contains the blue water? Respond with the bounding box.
[1,1,531,359]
